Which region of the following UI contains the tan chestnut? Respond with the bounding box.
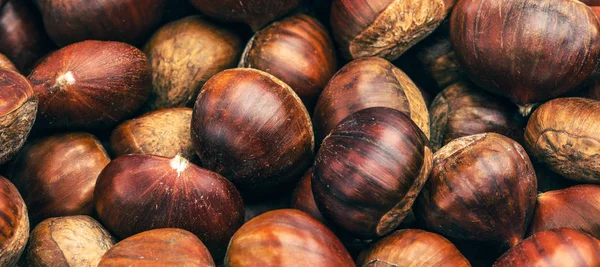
[0,53,17,72]
[143,16,241,110]
[525,97,600,183]
[0,176,29,266]
[27,216,116,267]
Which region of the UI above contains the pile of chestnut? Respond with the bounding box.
[1,0,600,266]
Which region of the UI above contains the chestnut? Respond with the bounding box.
[415,24,463,91]
[98,228,215,267]
[94,154,244,258]
[0,53,17,72]
[525,97,600,183]
[291,168,326,224]
[430,81,524,151]
[0,176,28,266]
[415,133,537,248]
[357,229,470,266]
[188,0,302,31]
[313,57,429,143]
[27,216,116,267]
[330,0,456,61]
[493,228,600,266]
[7,132,110,225]
[28,40,151,130]
[225,209,354,267]
[143,16,242,110]
[313,107,432,239]
[35,0,167,47]
[110,108,195,160]
[191,68,314,198]
[451,0,600,115]
[0,69,37,163]
[239,14,337,112]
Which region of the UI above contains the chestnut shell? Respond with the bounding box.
[291,168,326,224]
[0,53,17,72]
[0,176,29,267]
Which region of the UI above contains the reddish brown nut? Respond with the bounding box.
[27,216,116,267]
[415,24,463,91]
[291,168,326,224]
[110,108,195,160]
[225,209,354,267]
[98,228,215,267]
[143,16,241,110]
[0,53,17,72]
[7,132,110,225]
[28,40,151,130]
[240,14,337,112]
[0,176,29,266]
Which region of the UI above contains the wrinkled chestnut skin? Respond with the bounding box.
[314,57,429,143]
[313,107,432,239]
[331,0,456,60]
[357,229,471,267]
[529,185,600,240]
[27,216,116,267]
[143,16,241,110]
[0,53,17,72]
[28,40,151,130]
[225,209,354,267]
[192,68,314,199]
[430,81,523,151]
[493,228,600,267]
[0,69,37,163]
[98,228,215,267]
[94,154,244,258]
[7,132,110,225]
[525,97,600,183]
[110,108,195,160]
[240,14,337,112]
[451,0,600,113]
[35,0,167,47]
[416,133,537,248]
[0,176,29,267]
[189,0,302,31]
[291,168,326,224]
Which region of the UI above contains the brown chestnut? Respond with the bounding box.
[35,0,167,47]
[110,108,195,160]
[357,229,470,266]
[0,69,37,163]
[240,14,337,112]
[191,68,314,198]
[225,209,354,267]
[313,107,432,239]
[415,25,463,91]
[0,53,17,72]
[313,57,429,143]
[525,97,600,183]
[0,176,28,266]
[7,132,110,225]
[451,0,600,115]
[493,228,600,266]
[98,228,215,267]
[331,0,456,60]
[143,16,242,110]
[416,133,537,248]
[94,154,244,258]
[28,40,151,130]
[27,216,116,267]
[291,168,326,224]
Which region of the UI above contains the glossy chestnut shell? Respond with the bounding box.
[291,168,326,224]
[0,176,29,266]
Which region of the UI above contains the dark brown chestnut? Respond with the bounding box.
[7,132,110,225]
[451,0,600,115]
[0,53,17,72]
[416,133,537,248]
[313,57,429,143]
[0,69,37,163]
[415,25,463,91]
[525,97,600,183]
[493,228,600,266]
[143,16,241,110]
[313,107,432,239]
[110,108,195,160]
[240,14,337,112]
[35,0,167,47]
[28,40,151,130]
[330,0,456,60]
[291,168,326,224]
[94,154,244,258]
[98,228,215,267]
[191,68,314,198]
[27,216,116,267]
[225,209,354,267]
[0,176,28,266]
